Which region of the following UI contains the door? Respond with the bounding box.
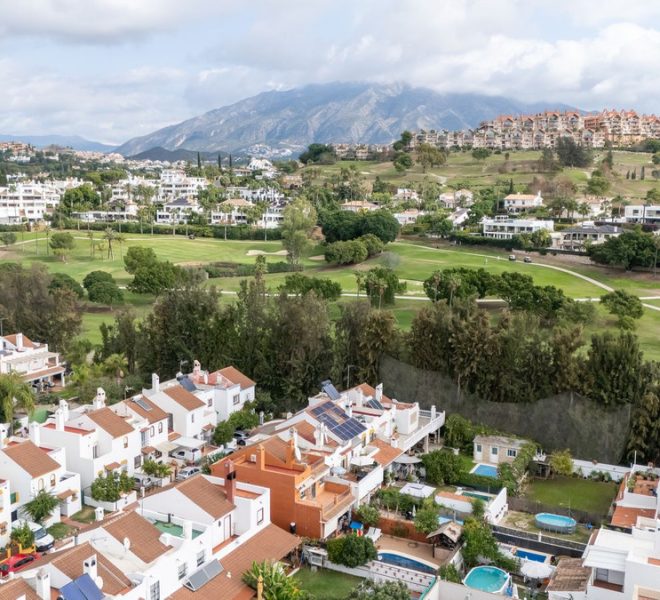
[223,515,232,540]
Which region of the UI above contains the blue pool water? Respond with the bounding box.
[377,553,437,575]
[535,512,577,533]
[472,464,499,478]
[515,549,547,563]
[463,566,510,593]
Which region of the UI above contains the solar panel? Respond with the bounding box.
[133,397,152,411]
[179,376,197,392]
[321,380,341,401]
[184,560,224,591]
[366,398,384,410]
[60,574,103,600]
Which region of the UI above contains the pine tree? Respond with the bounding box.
[631,169,637,180]
[641,166,645,180]
[197,152,201,169]
[626,170,630,179]
[217,154,222,170]
[229,154,233,170]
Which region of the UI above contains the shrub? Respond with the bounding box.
[422,450,465,485]
[327,534,377,567]
[10,522,34,549]
[324,240,369,265]
[49,272,84,298]
[83,270,113,291]
[355,504,380,528]
[91,472,133,502]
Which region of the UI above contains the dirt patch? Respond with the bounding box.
[246,249,288,257]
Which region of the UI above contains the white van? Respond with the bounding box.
[13,520,55,552]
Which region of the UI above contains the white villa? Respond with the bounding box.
[0,333,66,391]
[482,216,554,240]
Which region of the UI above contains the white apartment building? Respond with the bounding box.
[0,183,61,223]
[503,191,544,213]
[624,205,660,224]
[554,224,622,252]
[155,197,203,224]
[187,362,256,423]
[0,333,66,390]
[438,189,475,209]
[394,208,425,226]
[0,426,82,525]
[40,392,142,490]
[482,216,554,240]
[158,170,207,202]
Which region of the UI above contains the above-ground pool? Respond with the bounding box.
[377,552,437,575]
[463,566,511,594]
[535,512,577,533]
[471,464,499,478]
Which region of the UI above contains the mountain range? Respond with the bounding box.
[0,134,117,153]
[117,82,577,157]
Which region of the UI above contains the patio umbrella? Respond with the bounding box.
[521,561,553,580]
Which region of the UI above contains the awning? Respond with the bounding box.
[104,462,121,471]
[57,489,76,501]
[141,446,157,455]
[394,455,423,465]
[156,441,179,454]
[175,437,206,450]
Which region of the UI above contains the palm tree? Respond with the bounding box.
[24,490,59,524]
[102,353,128,386]
[242,560,302,600]
[87,230,95,259]
[354,271,365,299]
[44,225,51,257]
[103,227,117,260]
[0,372,35,426]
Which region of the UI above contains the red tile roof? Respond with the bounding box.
[103,511,171,564]
[2,439,60,477]
[87,407,134,439]
[610,505,657,528]
[163,386,205,411]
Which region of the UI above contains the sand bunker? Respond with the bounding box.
[246,249,288,256]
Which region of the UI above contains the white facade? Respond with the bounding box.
[482,216,554,239]
[503,191,544,213]
[0,333,66,389]
[158,170,207,202]
[624,205,660,224]
[155,197,202,224]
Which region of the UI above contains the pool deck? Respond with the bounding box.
[375,535,453,567]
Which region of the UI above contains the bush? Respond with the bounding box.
[88,280,123,305]
[422,450,465,485]
[327,534,377,567]
[279,273,342,301]
[10,522,35,549]
[324,240,369,265]
[83,270,114,291]
[49,272,84,299]
[355,504,380,528]
[91,471,133,502]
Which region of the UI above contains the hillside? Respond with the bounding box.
[0,134,116,153]
[116,82,577,157]
[128,146,228,162]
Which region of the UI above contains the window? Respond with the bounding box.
[158,422,163,434]
[196,551,205,567]
[476,444,482,453]
[233,394,240,405]
[149,581,160,600]
[491,447,498,456]
[50,474,56,487]
[38,478,45,491]
[257,508,264,525]
[150,426,155,437]
[123,436,129,449]
[134,455,142,468]
[178,562,187,580]
[191,413,195,423]
[507,448,517,458]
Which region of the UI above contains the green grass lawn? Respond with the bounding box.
[70,505,99,524]
[525,476,617,515]
[48,522,76,540]
[292,567,362,599]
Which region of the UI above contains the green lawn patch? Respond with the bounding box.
[48,522,75,540]
[293,567,362,599]
[525,476,617,515]
[70,505,99,524]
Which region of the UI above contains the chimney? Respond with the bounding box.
[93,388,106,410]
[183,520,193,540]
[59,398,69,421]
[356,388,363,407]
[375,384,383,403]
[346,404,352,418]
[203,371,208,385]
[35,568,51,600]
[431,405,436,420]
[225,460,237,504]
[193,359,201,376]
[256,445,266,470]
[54,408,65,431]
[259,411,264,426]
[29,421,41,447]
[313,425,321,448]
[151,373,160,393]
[83,554,98,582]
[16,333,23,350]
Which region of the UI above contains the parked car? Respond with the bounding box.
[233,431,250,446]
[176,466,201,481]
[133,473,154,490]
[524,256,532,263]
[12,520,54,553]
[508,254,516,261]
[0,553,41,576]
[169,447,201,463]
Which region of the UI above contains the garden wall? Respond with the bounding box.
[380,356,631,464]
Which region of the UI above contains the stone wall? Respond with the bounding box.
[380,356,630,464]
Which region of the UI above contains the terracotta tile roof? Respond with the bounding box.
[103,511,171,564]
[2,439,60,477]
[175,475,235,519]
[22,365,65,381]
[0,577,40,600]
[610,505,656,528]
[104,461,121,471]
[44,423,91,435]
[163,386,205,411]
[170,524,300,600]
[546,558,591,592]
[142,446,157,455]
[371,438,403,467]
[3,333,36,349]
[169,431,181,441]
[87,407,134,439]
[126,396,169,424]
[217,367,256,390]
[352,383,392,404]
[34,542,132,596]
[57,488,76,500]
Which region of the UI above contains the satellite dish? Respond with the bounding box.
[95,576,104,590]
[123,537,131,551]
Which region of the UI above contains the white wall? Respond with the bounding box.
[573,460,629,482]
[486,487,508,524]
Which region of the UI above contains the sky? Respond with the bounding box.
[1,0,659,145]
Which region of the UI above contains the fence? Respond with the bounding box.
[492,524,587,557]
[507,496,606,526]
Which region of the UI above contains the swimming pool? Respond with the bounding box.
[515,548,547,563]
[463,566,510,594]
[471,464,499,478]
[377,552,437,575]
[535,512,577,533]
[462,490,492,502]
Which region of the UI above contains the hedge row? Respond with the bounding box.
[204,261,300,278]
